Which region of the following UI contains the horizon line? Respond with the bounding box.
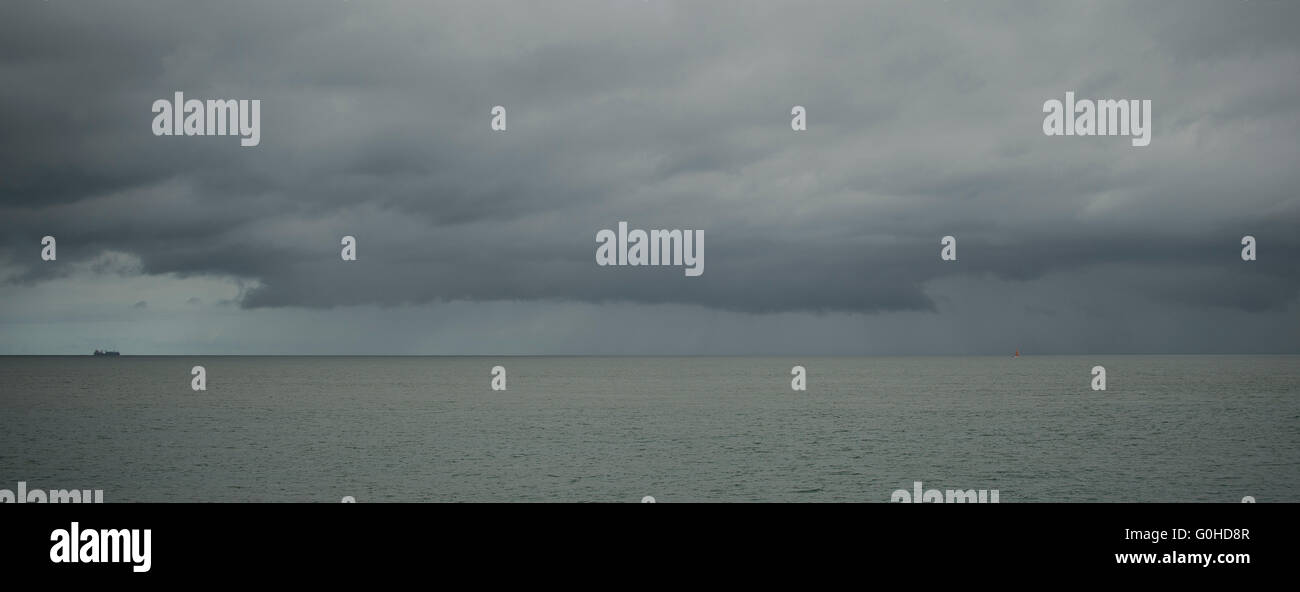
[2,353,1298,358]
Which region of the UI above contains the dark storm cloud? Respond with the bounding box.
[1,0,1298,317]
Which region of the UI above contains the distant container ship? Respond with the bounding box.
[92,350,120,356]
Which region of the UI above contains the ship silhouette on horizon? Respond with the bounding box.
[92,349,120,357]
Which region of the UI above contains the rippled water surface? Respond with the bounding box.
[1,356,1296,502]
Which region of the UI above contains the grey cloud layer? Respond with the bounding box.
[2,0,1298,318]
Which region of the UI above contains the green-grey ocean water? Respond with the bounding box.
[1,355,1296,502]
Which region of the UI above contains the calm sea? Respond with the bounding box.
[1,355,1296,502]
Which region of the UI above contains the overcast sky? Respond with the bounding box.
[1,0,1297,355]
